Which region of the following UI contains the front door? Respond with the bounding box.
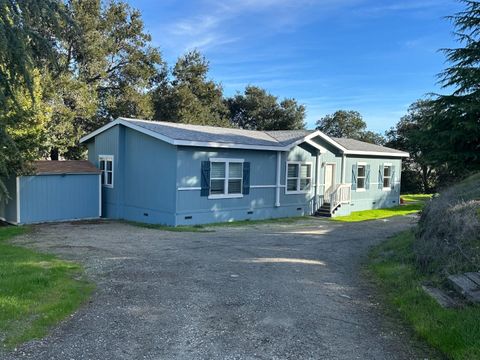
[324,164,335,202]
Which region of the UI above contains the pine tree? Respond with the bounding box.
[153,51,230,127]
[429,0,480,174]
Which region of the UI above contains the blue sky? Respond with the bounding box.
[131,0,461,132]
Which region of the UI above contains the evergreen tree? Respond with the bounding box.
[227,86,305,130]
[428,0,480,174]
[385,100,439,193]
[153,51,230,127]
[315,110,384,144]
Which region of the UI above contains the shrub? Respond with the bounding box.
[414,173,480,280]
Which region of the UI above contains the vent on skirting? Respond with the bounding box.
[184,216,192,220]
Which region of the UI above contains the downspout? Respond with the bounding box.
[341,154,347,184]
[314,151,320,211]
[275,151,281,207]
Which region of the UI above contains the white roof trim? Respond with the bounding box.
[304,138,328,153]
[285,130,348,152]
[80,118,177,145]
[343,150,409,157]
[80,118,409,157]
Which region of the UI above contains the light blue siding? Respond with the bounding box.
[175,144,321,225]
[176,146,282,225]
[86,124,404,225]
[120,128,177,225]
[18,174,100,224]
[334,156,402,216]
[87,125,120,218]
[86,125,177,225]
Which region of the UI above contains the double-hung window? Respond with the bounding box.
[209,159,243,198]
[383,165,392,189]
[99,155,114,188]
[286,162,312,193]
[357,164,366,191]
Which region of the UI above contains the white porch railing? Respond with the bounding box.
[329,184,351,213]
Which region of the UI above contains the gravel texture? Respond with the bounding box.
[3,216,435,360]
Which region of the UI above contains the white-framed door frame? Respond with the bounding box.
[324,163,336,200]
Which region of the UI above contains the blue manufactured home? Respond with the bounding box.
[80,117,408,226]
[1,161,101,225]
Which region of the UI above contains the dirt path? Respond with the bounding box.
[4,216,435,359]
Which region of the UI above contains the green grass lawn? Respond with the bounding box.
[401,194,434,203]
[0,226,93,348]
[368,231,480,360]
[333,194,432,222]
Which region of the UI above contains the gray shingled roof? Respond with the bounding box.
[81,117,408,156]
[265,130,314,146]
[124,119,282,147]
[331,137,407,154]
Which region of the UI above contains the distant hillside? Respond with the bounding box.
[415,173,480,281]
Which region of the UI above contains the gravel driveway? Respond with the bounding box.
[5,216,434,360]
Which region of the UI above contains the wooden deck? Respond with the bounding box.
[448,272,480,303]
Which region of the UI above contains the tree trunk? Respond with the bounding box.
[421,165,430,193]
[50,148,59,161]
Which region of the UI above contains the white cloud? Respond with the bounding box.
[159,0,361,54]
[356,0,452,17]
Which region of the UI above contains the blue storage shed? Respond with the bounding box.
[0,161,101,225]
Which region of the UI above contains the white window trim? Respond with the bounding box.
[382,164,393,191]
[356,162,367,192]
[208,158,244,199]
[99,155,114,188]
[285,161,313,194]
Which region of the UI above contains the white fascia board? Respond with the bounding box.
[117,119,176,145]
[286,130,349,153]
[80,119,121,143]
[343,150,409,158]
[304,139,327,153]
[80,118,177,146]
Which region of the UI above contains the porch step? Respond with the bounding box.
[315,209,332,218]
[315,203,341,218]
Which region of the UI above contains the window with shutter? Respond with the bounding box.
[208,158,244,199]
[383,164,392,190]
[355,162,367,191]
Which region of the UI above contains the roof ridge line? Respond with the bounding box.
[261,130,284,143]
